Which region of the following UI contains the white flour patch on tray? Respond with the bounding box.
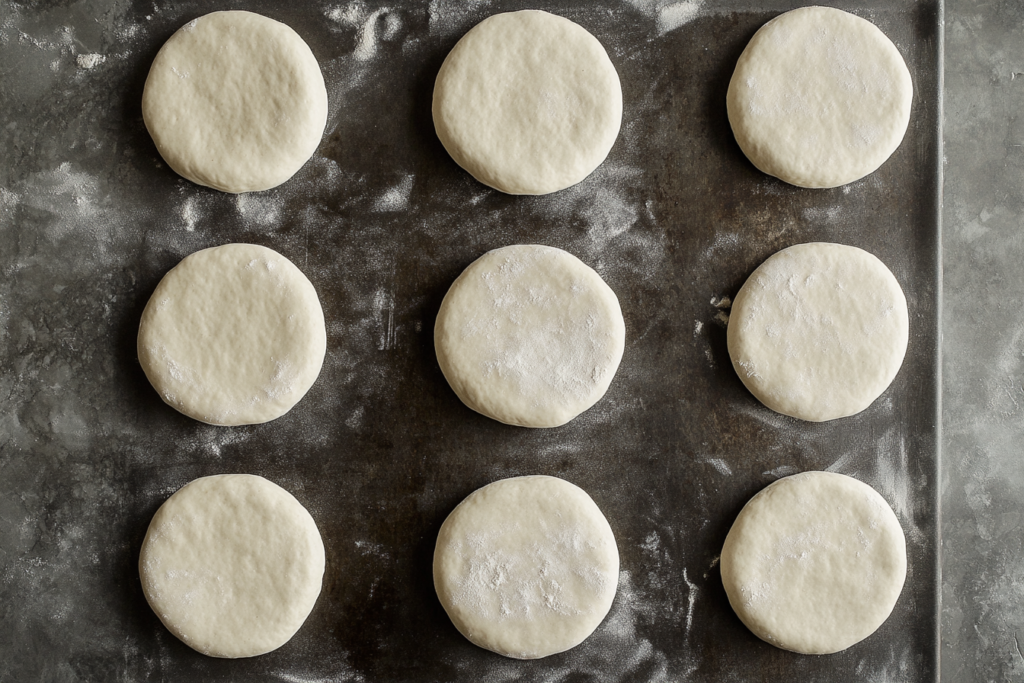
[180,424,253,458]
[235,192,282,226]
[528,160,665,284]
[371,175,414,212]
[269,647,367,683]
[624,0,707,35]
[17,162,101,238]
[427,0,494,39]
[580,188,640,249]
[802,205,842,223]
[702,231,741,260]
[325,3,404,61]
[701,457,733,476]
[177,195,201,232]
[75,53,105,69]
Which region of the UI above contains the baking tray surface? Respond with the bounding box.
[0,1,941,681]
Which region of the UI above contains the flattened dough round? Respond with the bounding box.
[727,6,913,188]
[138,243,327,426]
[433,475,619,659]
[139,474,326,658]
[727,242,908,422]
[721,471,907,654]
[432,10,622,195]
[143,11,328,193]
[434,245,625,428]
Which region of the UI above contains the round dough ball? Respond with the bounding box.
[433,475,619,659]
[138,243,327,426]
[721,471,907,654]
[139,474,326,658]
[727,6,913,188]
[434,245,625,428]
[432,10,622,195]
[727,242,908,422]
[142,11,328,193]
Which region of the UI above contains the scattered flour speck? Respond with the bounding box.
[371,175,414,212]
[624,0,706,35]
[657,1,705,35]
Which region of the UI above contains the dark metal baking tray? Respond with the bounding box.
[0,0,941,680]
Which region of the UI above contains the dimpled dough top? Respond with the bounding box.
[720,472,907,654]
[137,243,327,426]
[139,474,326,658]
[433,476,619,659]
[727,242,908,422]
[434,245,625,428]
[142,11,328,193]
[432,10,622,195]
[727,6,913,188]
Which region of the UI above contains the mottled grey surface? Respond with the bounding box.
[940,1,1024,681]
[1,0,1003,681]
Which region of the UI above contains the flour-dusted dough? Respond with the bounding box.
[721,471,907,654]
[434,245,625,428]
[142,11,328,193]
[433,475,619,659]
[727,6,913,188]
[432,10,622,195]
[139,474,326,658]
[727,242,908,422]
[138,243,327,426]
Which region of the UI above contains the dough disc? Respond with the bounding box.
[138,243,327,426]
[432,10,622,195]
[433,475,619,659]
[727,6,913,188]
[727,242,908,422]
[720,471,907,654]
[139,474,326,658]
[142,11,328,193]
[434,245,625,428]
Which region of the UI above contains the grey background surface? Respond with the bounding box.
[0,0,1016,681]
[941,1,1024,681]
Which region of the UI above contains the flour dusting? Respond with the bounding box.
[427,0,492,38]
[371,175,414,212]
[325,3,403,61]
[75,53,105,69]
[235,193,282,226]
[581,188,640,249]
[625,0,706,35]
[703,457,732,476]
[657,1,704,34]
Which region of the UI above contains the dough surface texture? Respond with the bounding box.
[434,244,625,428]
[138,243,327,426]
[433,475,619,659]
[727,6,913,188]
[727,242,908,422]
[142,11,328,193]
[720,471,907,654]
[432,10,622,195]
[139,474,326,658]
